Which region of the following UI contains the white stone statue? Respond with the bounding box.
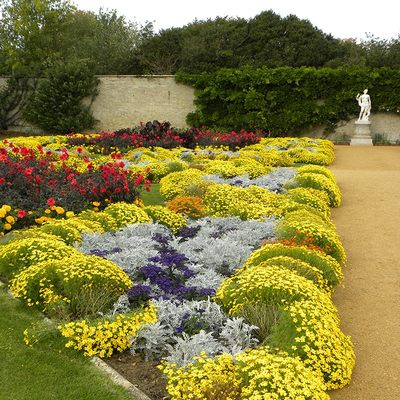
[356,89,371,121]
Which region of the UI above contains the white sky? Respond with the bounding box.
[72,0,400,41]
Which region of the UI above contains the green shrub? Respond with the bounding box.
[177,66,400,134]
[24,60,99,134]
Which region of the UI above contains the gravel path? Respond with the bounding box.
[328,146,400,400]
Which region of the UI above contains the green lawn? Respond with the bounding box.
[141,183,165,206]
[0,285,133,400]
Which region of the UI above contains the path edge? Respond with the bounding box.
[91,356,153,400]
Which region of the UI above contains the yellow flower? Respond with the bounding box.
[44,209,51,214]
[65,211,75,218]
[55,207,65,215]
[4,223,12,230]
[92,201,100,207]
[0,210,6,218]
[3,205,11,212]
[5,215,15,224]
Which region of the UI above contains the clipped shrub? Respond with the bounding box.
[10,254,132,318]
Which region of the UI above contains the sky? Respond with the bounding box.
[72,0,400,41]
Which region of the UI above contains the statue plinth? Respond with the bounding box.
[351,120,373,146]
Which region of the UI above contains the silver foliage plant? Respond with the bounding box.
[202,166,296,193]
[76,217,276,287]
[130,298,258,366]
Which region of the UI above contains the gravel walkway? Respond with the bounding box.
[329,146,400,400]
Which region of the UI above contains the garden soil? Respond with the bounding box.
[329,146,400,400]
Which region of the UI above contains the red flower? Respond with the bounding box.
[23,167,34,176]
[17,210,27,218]
[0,178,5,184]
[47,198,56,206]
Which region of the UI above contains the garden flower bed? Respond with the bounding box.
[0,132,354,399]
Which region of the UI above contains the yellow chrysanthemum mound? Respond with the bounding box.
[285,172,342,207]
[160,347,329,400]
[203,158,273,179]
[0,237,80,279]
[203,184,275,220]
[39,220,81,245]
[275,209,346,264]
[284,187,331,219]
[103,202,151,229]
[10,254,132,318]
[216,265,322,316]
[77,210,119,231]
[243,242,343,289]
[59,303,157,357]
[215,266,354,389]
[144,205,187,233]
[159,169,205,200]
[253,256,330,293]
[297,165,337,183]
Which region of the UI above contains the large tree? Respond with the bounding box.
[134,10,347,74]
[0,0,75,75]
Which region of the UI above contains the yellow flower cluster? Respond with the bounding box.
[285,186,330,214]
[215,264,354,389]
[0,204,15,233]
[160,347,329,400]
[40,218,104,245]
[0,237,79,279]
[78,210,119,231]
[240,148,295,167]
[243,242,343,289]
[275,209,347,264]
[216,264,323,315]
[285,171,342,208]
[144,205,187,233]
[236,347,329,399]
[59,303,157,357]
[243,137,334,165]
[160,352,242,400]
[283,297,355,390]
[159,169,206,200]
[203,158,273,179]
[103,202,151,229]
[203,184,276,220]
[10,253,132,316]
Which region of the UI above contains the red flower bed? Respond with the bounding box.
[0,143,149,221]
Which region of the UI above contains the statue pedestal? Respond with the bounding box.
[351,120,373,146]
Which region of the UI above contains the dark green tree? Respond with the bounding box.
[24,61,99,133]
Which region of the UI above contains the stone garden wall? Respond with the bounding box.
[2,75,400,141]
[0,75,195,133]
